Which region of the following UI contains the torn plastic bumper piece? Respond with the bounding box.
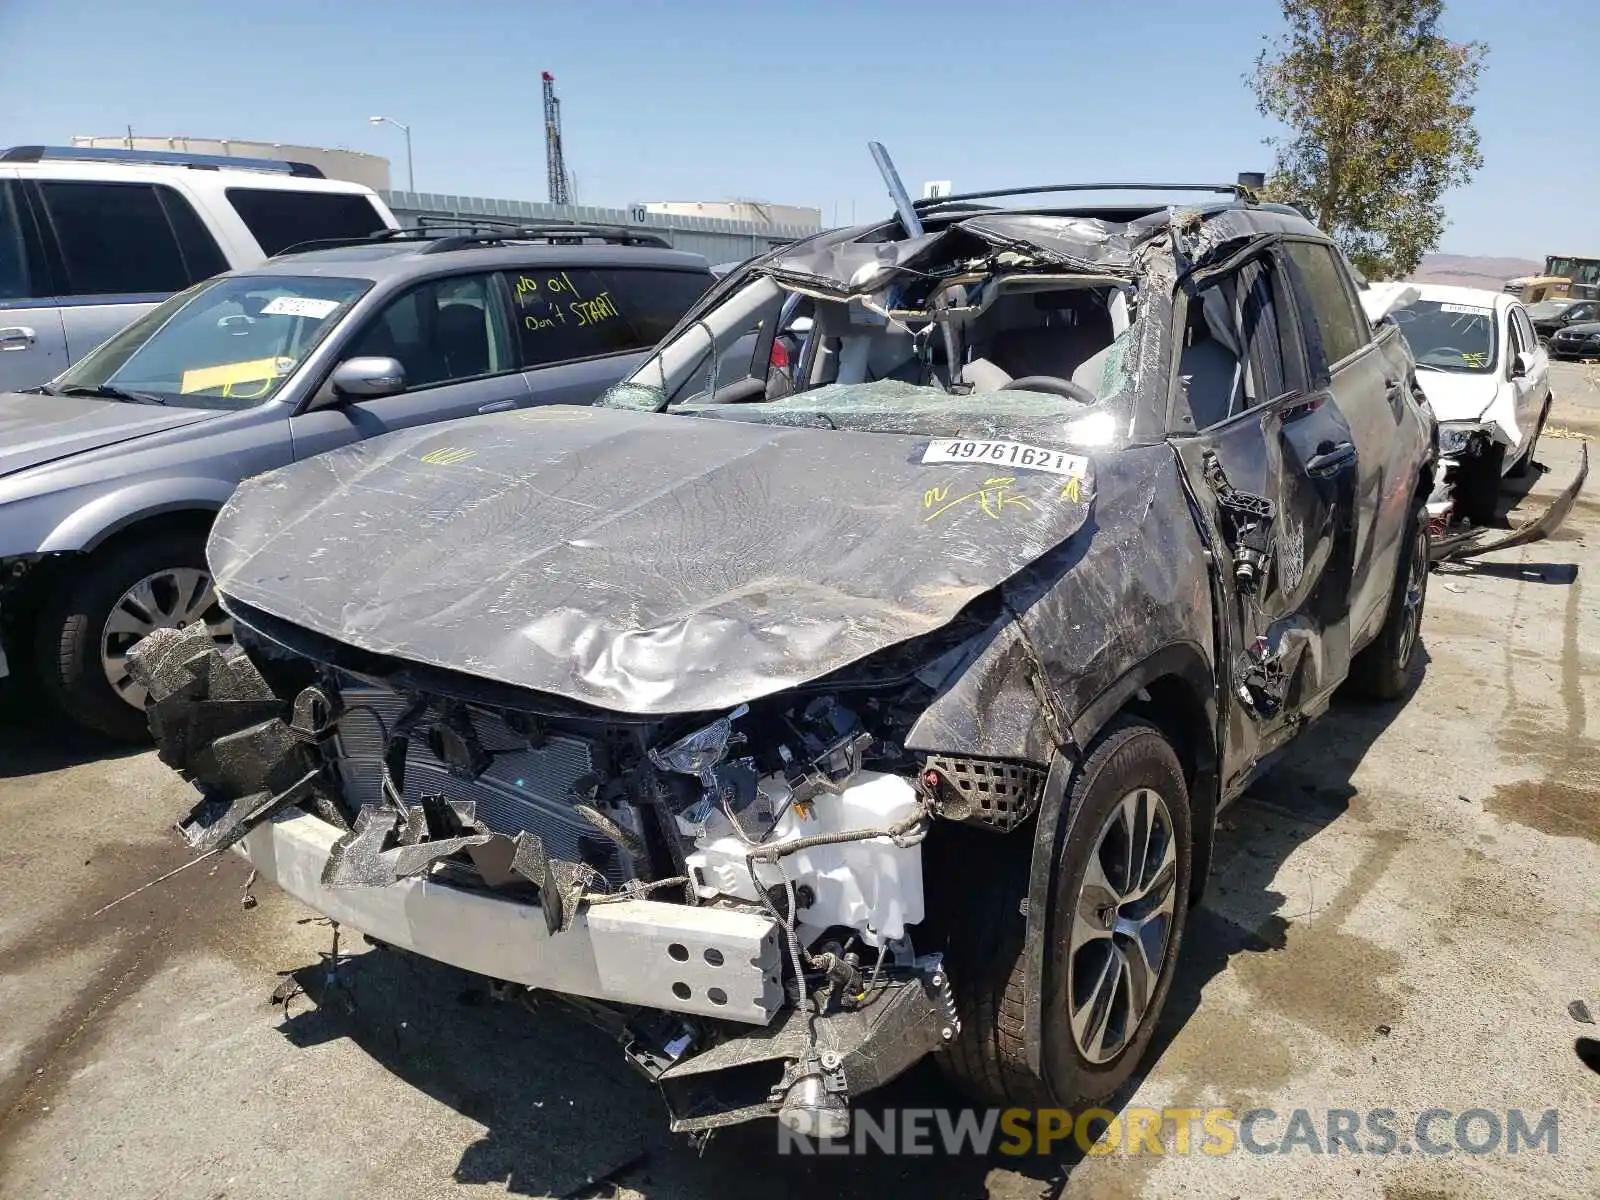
[655,957,958,1132]
[230,808,787,1024]
[1433,442,1588,562]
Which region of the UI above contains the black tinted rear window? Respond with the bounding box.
[0,182,35,300]
[594,267,711,344]
[160,188,228,280]
[226,188,388,256]
[39,181,195,296]
[505,266,710,366]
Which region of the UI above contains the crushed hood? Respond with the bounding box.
[1413,370,1501,424]
[209,405,1094,715]
[0,391,218,478]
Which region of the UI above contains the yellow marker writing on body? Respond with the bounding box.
[924,476,1033,523]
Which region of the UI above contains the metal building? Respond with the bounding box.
[644,201,822,228]
[71,135,391,190]
[383,190,823,264]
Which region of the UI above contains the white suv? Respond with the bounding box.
[0,145,400,390]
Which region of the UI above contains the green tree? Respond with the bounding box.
[1250,0,1487,279]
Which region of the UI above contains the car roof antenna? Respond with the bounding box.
[868,141,925,239]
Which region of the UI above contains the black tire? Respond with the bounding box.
[938,719,1192,1108]
[933,832,1045,1105]
[1507,396,1551,478]
[34,531,214,741]
[1453,443,1505,526]
[1348,506,1428,701]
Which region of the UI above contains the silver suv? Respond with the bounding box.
[0,223,712,737]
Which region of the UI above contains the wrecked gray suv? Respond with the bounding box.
[135,150,1435,1135]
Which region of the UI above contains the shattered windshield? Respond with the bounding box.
[601,221,1146,444]
[1391,300,1498,374]
[681,377,1120,442]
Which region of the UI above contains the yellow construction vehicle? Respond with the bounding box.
[1505,254,1600,303]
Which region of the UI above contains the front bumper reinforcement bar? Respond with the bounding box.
[236,809,786,1024]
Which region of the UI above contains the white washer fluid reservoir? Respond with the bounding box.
[684,770,925,947]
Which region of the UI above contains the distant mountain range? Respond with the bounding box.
[1407,253,1542,289]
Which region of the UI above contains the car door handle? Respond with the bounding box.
[1306,440,1356,475]
[0,325,37,351]
[477,398,516,414]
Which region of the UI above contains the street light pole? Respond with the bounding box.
[368,116,414,191]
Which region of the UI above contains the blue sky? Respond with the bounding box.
[1,0,1592,259]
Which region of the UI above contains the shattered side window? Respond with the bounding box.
[606,275,783,407]
[597,381,668,411]
[1172,258,1300,432]
[1083,320,1140,401]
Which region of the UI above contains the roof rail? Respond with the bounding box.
[273,227,422,257]
[914,181,1249,212]
[415,223,672,252]
[411,214,674,248]
[272,221,675,259]
[0,144,326,178]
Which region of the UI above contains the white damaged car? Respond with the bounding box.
[1370,283,1553,526]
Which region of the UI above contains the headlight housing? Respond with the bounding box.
[1437,423,1488,457]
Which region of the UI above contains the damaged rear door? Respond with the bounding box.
[1169,245,1361,792]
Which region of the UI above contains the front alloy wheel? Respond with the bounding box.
[1068,786,1179,1063]
[934,719,1192,1108]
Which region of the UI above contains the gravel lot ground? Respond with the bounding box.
[1549,358,1600,438]
[0,432,1594,1200]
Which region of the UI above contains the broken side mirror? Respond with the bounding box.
[1513,350,1535,379]
[330,356,407,400]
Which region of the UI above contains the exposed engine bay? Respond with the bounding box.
[130,619,1033,1133]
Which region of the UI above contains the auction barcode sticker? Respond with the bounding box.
[261,296,342,319]
[922,438,1089,478]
